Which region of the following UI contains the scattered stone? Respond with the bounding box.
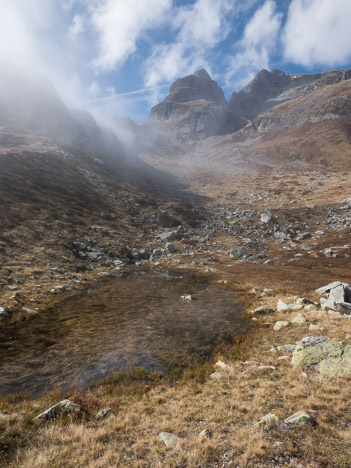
[277,299,303,312]
[181,294,195,301]
[296,232,312,241]
[305,304,318,312]
[159,432,182,447]
[260,213,272,224]
[254,413,282,428]
[198,429,211,439]
[35,399,81,420]
[277,299,288,312]
[150,249,164,262]
[158,231,179,242]
[277,344,296,353]
[0,307,8,317]
[250,306,274,315]
[166,242,176,253]
[21,307,38,316]
[215,360,228,370]
[229,246,252,260]
[277,356,289,360]
[292,314,308,324]
[98,272,110,278]
[273,321,289,331]
[251,317,258,321]
[258,365,276,370]
[284,411,317,428]
[309,324,324,331]
[96,408,112,419]
[210,372,223,379]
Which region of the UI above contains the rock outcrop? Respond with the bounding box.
[229,68,351,121]
[149,69,246,141]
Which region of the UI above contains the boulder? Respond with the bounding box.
[35,399,81,420]
[315,281,349,296]
[291,336,351,376]
[316,281,351,313]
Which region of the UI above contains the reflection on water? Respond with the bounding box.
[0,269,247,396]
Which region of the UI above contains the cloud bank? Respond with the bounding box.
[282,0,351,67]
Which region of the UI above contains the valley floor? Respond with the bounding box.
[2,149,351,467]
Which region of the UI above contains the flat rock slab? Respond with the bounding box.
[291,336,351,376]
[315,282,349,296]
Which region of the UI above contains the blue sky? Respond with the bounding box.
[1,0,351,122]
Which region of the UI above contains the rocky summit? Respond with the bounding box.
[149,69,246,141]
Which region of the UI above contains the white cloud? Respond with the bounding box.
[225,0,282,88]
[144,0,235,100]
[68,14,85,39]
[282,0,351,67]
[90,0,172,70]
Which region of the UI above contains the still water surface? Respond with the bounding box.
[0,269,247,396]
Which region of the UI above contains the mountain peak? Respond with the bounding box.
[193,69,212,81]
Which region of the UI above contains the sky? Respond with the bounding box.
[1,0,351,122]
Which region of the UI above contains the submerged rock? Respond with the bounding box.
[291,336,351,376]
[35,399,81,420]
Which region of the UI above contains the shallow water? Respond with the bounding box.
[0,269,247,396]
